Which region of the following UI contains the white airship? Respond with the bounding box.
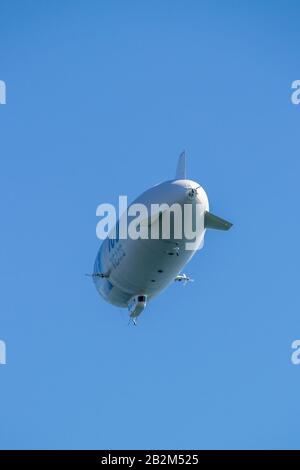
[92,152,232,324]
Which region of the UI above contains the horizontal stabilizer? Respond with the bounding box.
[204,211,233,231]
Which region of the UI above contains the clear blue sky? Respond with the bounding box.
[1,0,300,450]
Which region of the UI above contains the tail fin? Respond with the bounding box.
[175,151,186,179]
[204,211,233,231]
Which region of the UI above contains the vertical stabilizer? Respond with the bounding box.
[175,151,186,179]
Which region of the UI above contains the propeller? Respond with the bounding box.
[174,273,194,285]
